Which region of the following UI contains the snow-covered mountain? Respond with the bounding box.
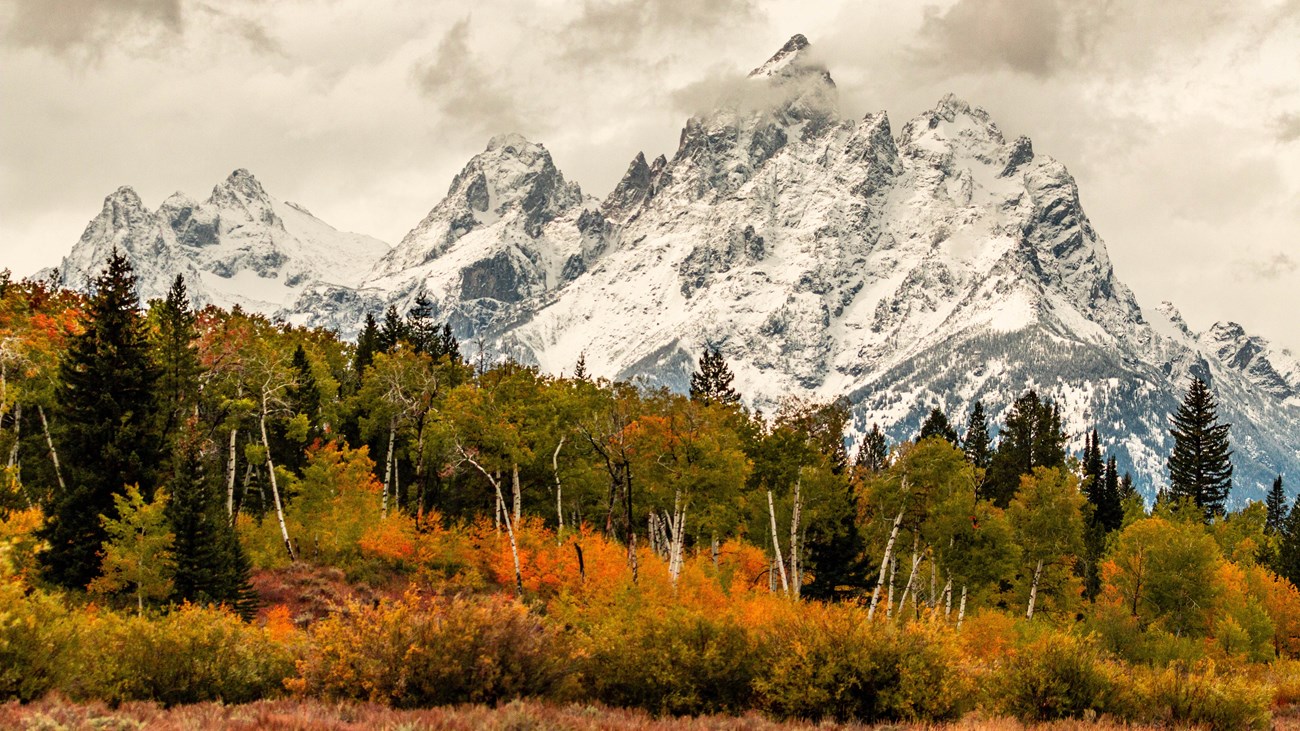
[53,170,389,316]
[51,35,1299,501]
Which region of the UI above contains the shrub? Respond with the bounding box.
[293,592,572,707]
[0,582,78,702]
[72,603,297,706]
[993,630,1119,722]
[755,609,972,723]
[577,599,760,716]
[1136,662,1271,730]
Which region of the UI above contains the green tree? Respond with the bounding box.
[377,304,408,354]
[1266,475,1287,534]
[854,423,889,473]
[353,313,380,378]
[962,402,991,469]
[917,407,958,445]
[166,437,256,616]
[689,346,740,407]
[1167,376,1233,520]
[1008,467,1086,620]
[149,274,201,480]
[984,390,1066,508]
[39,251,162,590]
[1276,493,1300,587]
[1103,516,1221,636]
[89,484,176,613]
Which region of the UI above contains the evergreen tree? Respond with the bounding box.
[1098,456,1123,532]
[984,390,1067,508]
[801,481,870,601]
[1119,472,1137,502]
[917,406,959,445]
[39,251,162,590]
[1267,475,1288,534]
[1167,376,1233,520]
[962,401,992,469]
[689,347,741,406]
[287,344,321,427]
[436,324,462,364]
[1277,493,1300,588]
[854,423,889,472]
[150,274,201,476]
[573,352,589,381]
[166,437,255,615]
[1081,430,1105,504]
[405,294,438,356]
[353,313,380,377]
[377,304,408,353]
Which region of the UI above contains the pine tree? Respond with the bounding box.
[1267,475,1288,534]
[1167,376,1233,520]
[353,313,380,377]
[1081,430,1104,504]
[573,352,589,381]
[150,274,201,478]
[963,402,992,469]
[39,251,162,590]
[166,436,255,614]
[405,294,438,356]
[801,481,870,601]
[287,344,321,427]
[917,407,959,445]
[689,347,741,406]
[854,423,889,472]
[984,390,1067,508]
[436,324,461,364]
[1277,493,1300,588]
[377,304,408,353]
[1098,456,1123,532]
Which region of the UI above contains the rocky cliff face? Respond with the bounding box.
[54,169,389,318]
[51,36,1300,501]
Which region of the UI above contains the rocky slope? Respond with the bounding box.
[51,35,1299,501]
[53,170,389,317]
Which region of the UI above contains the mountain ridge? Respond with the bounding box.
[47,35,1300,502]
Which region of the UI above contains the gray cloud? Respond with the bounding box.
[560,0,761,65]
[1,0,182,55]
[1279,113,1300,143]
[413,17,526,137]
[914,0,1069,77]
[1233,252,1299,281]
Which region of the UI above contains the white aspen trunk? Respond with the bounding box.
[929,555,937,608]
[382,419,396,517]
[1027,558,1044,620]
[225,426,238,520]
[898,550,922,617]
[711,535,719,568]
[512,462,521,526]
[37,405,66,493]
[886,556,897,619]
[259,400,295,561]
[868,502,907,620]
[789,477,802,598]
[957,585,968,630]
[668,490,686,585]
[6,401,20,469]
[943,577,953,619]
[553,436,565,540]
[767,489,790,594]
[462,450,523,596]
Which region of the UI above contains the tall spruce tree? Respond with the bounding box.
[405,294,438,356]
[1267,475,1288,534]
[1081,430,1105,504]
[353,313,380,378]
[984,390,1067,508]
[39,251,162,590]
[166,435,255,616]
[1098,456,1123,532]
[963,401,992,469]
[917,407,959,445]
[854,423,889,472]
[689,347,741,406]
[1277,493,1300,588]
[435,323,461,364]
[1167,376,1233,520]
[377,304,408,353]
[150,275,201,477]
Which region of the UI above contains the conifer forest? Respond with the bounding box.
[5,253,1300,730]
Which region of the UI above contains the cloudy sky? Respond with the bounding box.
[2,0,1298,350]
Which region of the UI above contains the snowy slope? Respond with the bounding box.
[54,170,390,316]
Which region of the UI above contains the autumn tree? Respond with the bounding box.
[89,484,176,613]
[1008,467,1086,620]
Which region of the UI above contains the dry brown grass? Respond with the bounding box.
[0,697,1233,731]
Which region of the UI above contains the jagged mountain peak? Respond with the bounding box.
[748,33,817,79]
